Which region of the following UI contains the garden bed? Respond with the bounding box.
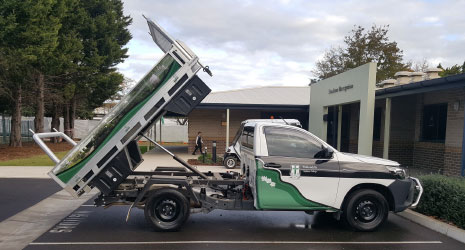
[187,153,223,166]
[0,142,72,162]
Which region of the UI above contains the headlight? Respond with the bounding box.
[386,166,406,179]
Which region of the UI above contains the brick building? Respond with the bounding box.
[189,68,464,176]
[187,86,309,155]
[319,68,465,176]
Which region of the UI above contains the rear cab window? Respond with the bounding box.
[232,123,245,145]
[241,126,255,150]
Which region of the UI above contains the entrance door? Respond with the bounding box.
[326,106,351,152]
[256,126,340,210]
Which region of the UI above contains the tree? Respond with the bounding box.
[61,0,132,138]
[437,61,465,77]
[313,25,410,83]
[411,58,430,72]
[0,0,63,146]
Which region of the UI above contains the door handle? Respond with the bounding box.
[265,163,281,168]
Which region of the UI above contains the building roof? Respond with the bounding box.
[201,86,310,106]
[375,73,465,99]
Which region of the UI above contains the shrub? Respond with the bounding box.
[197,153,223,165]
[415,174,465,229]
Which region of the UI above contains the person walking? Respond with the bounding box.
[192,131,203,155]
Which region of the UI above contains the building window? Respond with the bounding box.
[421,103,447,142]
[373,107,382,141]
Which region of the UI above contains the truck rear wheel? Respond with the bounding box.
[144,188,190,232]
[342,189,388,231]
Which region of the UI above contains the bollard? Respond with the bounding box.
[212,141,217,163]
[203,147,207,163]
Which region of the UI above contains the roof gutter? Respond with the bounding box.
[375,73,465,99]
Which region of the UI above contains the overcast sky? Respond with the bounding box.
[117,0,465,91]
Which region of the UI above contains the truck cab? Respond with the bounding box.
[240,121,422,231]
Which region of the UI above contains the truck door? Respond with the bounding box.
[255,126,339,210]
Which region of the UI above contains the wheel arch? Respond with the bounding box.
[341,183,395,211]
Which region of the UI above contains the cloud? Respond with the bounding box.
[117,0,465,91]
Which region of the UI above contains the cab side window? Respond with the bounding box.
[241,126,254,149]
[264,127,322,158]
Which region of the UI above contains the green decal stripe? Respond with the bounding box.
[255,159,335,210]
[57,62,181,183]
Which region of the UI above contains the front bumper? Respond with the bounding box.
[388,177,423,212]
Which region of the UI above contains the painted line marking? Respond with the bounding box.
[29,241,442,245]
[80,205,95,207]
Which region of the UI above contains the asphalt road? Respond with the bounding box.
[0,178,61,222]
[25,199,465,250]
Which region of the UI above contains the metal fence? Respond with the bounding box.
[0,116,37,144]
[0,116,188,144]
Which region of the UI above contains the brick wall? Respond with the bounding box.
[187,109,260,155]
[388,95,417,167]
[444,146,462,176]
[346,90,464,176]
[411,89,464,175]
[412,142,445,173]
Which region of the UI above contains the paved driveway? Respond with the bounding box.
[25,198,464,250]
[0,178,61,222]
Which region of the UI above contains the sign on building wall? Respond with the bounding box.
[309,62,376,155]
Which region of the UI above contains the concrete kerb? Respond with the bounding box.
[397,209,465,244]
[0,189,97,250]
[0,166,53,179]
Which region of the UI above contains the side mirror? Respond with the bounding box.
[314,146,333,159]
[325,147,334,159]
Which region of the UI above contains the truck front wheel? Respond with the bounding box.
[224,156,238,169]
[144,188,190,232]
[342,189,388,231]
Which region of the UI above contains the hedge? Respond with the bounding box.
[415,174,465,229]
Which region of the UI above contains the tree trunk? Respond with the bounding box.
[64,102,70,138]
[51,103,60,143]
[9,85,22,147]
[34,72,45,133]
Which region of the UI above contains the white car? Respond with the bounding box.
[223,119,301,168]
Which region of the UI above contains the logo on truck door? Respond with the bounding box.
[261,176,276,187]
[291,165,300,179]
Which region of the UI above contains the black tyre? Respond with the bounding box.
[224,156,238,169]
[144,188,190,232]
[342,189,389,231]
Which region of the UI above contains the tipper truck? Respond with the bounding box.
[32,17,423,232]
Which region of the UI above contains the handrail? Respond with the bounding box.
[30,128,77,164]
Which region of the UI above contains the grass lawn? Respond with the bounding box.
[0,151,69,166]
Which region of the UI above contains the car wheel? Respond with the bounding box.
[224,156,238,169]
[342,189,389,231]
[144,188,190,232]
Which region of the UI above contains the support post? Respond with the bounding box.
[322,106,328,142]
[337,105,342,151]
[159,116,162,143]
[383,98,391,159]
[226,108,230,150]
